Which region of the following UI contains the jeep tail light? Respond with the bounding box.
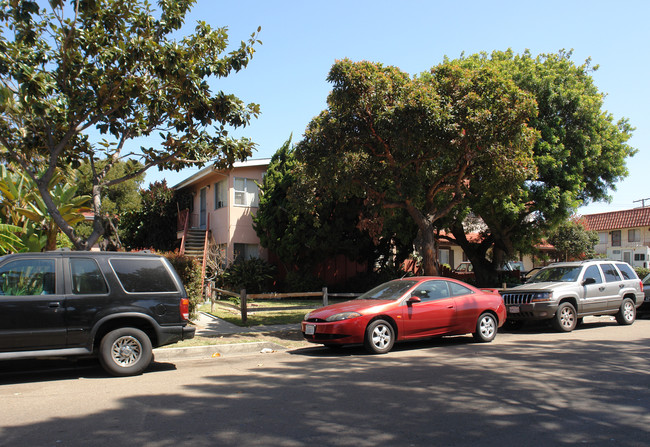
[180,298,190,321]
[640,281,644,293]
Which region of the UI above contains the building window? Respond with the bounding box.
[611,230,621,247]
[233,243,259,264]
[628,229,641,243]
[438,248,450,267]
[234,178,259,207]
[598,232,608,245]
[635,254,646,261]
[214,180,228,209]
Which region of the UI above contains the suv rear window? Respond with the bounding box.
[71,258,108,294]
[601,263,622,282]
[110,258,178,293]
[615,263,637,280]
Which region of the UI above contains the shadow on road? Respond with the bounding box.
[0,358,178,384]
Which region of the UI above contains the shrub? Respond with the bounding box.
[122,181,191,251]
[220,257,276,294]
[162,251,203,319]
[284,270,325,293]
[338,263,414,293]
[634,267,649,280]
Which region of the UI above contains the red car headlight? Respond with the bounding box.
[326,312,362,322]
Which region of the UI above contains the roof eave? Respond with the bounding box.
[172,158,271,190]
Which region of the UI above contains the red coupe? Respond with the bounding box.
[301,277,506,353]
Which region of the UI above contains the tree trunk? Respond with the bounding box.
[415,225,439,276]
[450,225,499,287]
[45,226,58,251]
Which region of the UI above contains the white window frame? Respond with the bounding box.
[628,229,641,243]
[214,180,228,209]
[598,232,608,245]
[233,177,259,207]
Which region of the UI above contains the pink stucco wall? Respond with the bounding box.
[180,161,269,264]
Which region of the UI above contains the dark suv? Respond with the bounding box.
[0,251,195,376]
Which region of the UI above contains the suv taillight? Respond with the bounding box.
[640,281,644,293]
[180,298,190,321]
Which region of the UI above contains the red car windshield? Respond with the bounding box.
[356,280,418,301]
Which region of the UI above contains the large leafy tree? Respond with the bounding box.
[443,50,636,285]
[75,159,145,249]
[296,59,538,275]
[0,0,261,250]
[548,218,599,262]
[254,138,389,278]
[120,179,191,251]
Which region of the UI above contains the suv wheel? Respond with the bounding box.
[99,327,153,377]
[552,302,577,332]
[615,298,636,325]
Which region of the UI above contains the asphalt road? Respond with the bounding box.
[1,316,650,447]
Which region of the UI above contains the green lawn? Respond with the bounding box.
[200,299,346,327]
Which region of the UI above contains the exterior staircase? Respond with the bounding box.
[183,229,207,258]
[179,210,210,299]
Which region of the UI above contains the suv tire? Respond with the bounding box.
[615,298,636,325]
[99,327,153,377]
[552,302,577,332]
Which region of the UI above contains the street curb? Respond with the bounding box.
[153,341,287,361]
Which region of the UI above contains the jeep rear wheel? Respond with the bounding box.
[99,327,153,377]
[552,302,577,332]
[615,298,636,325]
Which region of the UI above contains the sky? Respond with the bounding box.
[144,0,650,216]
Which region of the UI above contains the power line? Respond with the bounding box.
[633,198,650,208]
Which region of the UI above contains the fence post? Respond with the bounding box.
[240,289,247,324]
[322,286,328,307]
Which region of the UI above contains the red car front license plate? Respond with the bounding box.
[305,324,316,335]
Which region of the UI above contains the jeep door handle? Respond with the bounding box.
[48,302,61,308]
[599,287,605,292]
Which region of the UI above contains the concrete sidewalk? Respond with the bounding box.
[153,312,303,362]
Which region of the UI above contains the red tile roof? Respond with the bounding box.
[581,207,650,231]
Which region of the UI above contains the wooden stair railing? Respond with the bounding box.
[200,213,210,299]
[179,209,190,256]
